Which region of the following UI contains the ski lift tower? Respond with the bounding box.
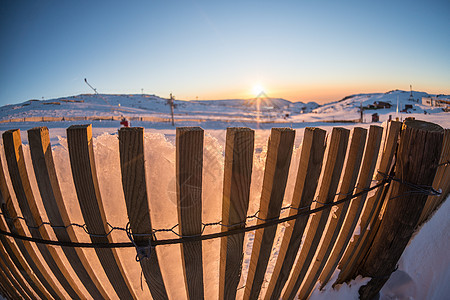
[359,101,364,123]
[409,84,415,102]
[167,93,176,126]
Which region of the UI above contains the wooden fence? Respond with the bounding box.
[0,120,448,300]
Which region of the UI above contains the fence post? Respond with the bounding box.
[0,215,49,299]
[243,127,295,300]
[28,126,109,299]
[219,127,254,300]
[357,120,444,299]
[3,129,76,299]
[119,127,169,300]
[67,124,137,300]
[264,127,326,300]
[336,121,402,285]
[176,127,205,300]
[418,128,450,225]
[282,127,349,300]
[319,125,383,288]
[297,127,368,299]
[0,248,32,299]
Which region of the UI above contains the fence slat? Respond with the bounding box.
[318,125,383,288]
[176,127,205,300]
[418,128,450,224]
[0,215,47,299]
[358,120,444,299]
[264,127,326,300]
[243,128,295,300]
[0,249,33,300]
[297,127,368,299]
[282,127,349,300]
[67,124,137,299]
[0,261,21,300]
[3,129,84,299]
[336,121,402,285]
[119,127,169,300]
[1,130,68,300]
[219,127,254,300]
[28,126,109,299]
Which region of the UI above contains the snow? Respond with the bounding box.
[0,90,448,299]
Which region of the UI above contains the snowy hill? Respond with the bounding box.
[310,90,449,122]
[0,94,317,122]
[0,90,447,124]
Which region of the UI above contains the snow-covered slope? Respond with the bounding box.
[0,94,318,122]
[0,90,447,124]
[309,90,448,122]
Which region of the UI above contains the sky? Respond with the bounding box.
[0,0,449,105]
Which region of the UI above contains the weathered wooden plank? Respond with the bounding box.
[418,128,450,225]
[0,248,33,300]
[282,127,349,300]
[0,262,21,300]
[67,124,136,299]
[437,129,450,204]
[219,127,254,300]
[264,127,326,300]
[358,120,444,299]
[243,127,295,300]
[119,127,168,300]
[0,204,50,299]
[0,133,64,300]
[297,127,368,299]
[319,125,383,288]
[3,129,84,299]
[27,126,109,299]
[335,121,402,285]
[176,127,205,300]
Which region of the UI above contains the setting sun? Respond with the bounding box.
[252,84,266,97]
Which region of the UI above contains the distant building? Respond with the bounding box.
[422,96,450,107]
[373,101,392,109]
[372,113,379,122]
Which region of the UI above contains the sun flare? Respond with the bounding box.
[252,84,265,97]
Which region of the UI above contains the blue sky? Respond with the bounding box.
[1,0,449,105]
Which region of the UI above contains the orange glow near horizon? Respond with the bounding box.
[177,81,450,105]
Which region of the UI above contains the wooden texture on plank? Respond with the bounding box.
[0,248,33,300]
[3,129,83,299]
[0,133,63,300]
[119,127,169,300]
[336,121,402,285]
[296,127,368,299]
[0,207,50,299]
[0,261,21,300]
[176,127,205,300]
[282,127,350,300]
[243,127,295,300]
[219,127,254,300]
[0,268,20,300]
[319,125,383,288]
[27,126,109,299]
[358,120,444,299]
[418,128,450,225]
[67,124,136,300]
[264,127,326,300]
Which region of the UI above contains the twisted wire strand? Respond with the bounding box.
[0,172,442,260]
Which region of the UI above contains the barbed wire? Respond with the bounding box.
[0,172,443,263]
